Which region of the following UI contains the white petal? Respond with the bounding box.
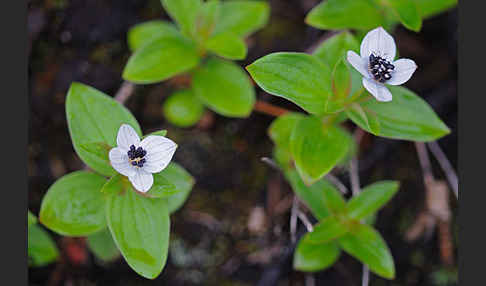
[116,124,140,150]
[386,58,417,85]
[362,77,392,102]
[360,27,396,61]
[139,135,177,173]
[109,147,136,177]
[128,169,154,193]
[347,51,370,78]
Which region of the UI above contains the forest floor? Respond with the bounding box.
[28,0,457,285]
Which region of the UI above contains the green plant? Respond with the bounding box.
[38,83,195,279]
[123,0,270,127]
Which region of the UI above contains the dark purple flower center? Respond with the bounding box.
[369,54,394,83]
[127,145,147,168]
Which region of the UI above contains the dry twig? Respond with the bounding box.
[114,81,135,104]
[427,141,458,198]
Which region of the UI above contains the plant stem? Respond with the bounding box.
[114,81,135,104]
[426,142,458,199]
[253,100,291,117]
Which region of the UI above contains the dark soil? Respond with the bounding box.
[28,0,457,285]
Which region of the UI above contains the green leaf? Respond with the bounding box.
[127,20,181,51]
[28,224,59,267]
[346,103,380,134]
[144,130,168,138]
[326,59,353,113]
[123,35,200,84]
[100,174,127,196]
[164,163,196,214]
[102,172,179,199]
[195,0,221,40]
[306,0,386,30]
[289,116,352,185]
[246,52,332,115]
[293,240,340,272]
[163,90,205,127]
[66,82,142,176]
[213,0,270,37]
[206,32,247,60]
[150,169,180,199]
[346,181,399,220]
[87,228,120,262]
[387,0,422,31]
[106,189,170,279]
[268,112,305,153]
[79,142,112,166]
[40,171,107,236]
[28,210,37,228]
[414,0,457,19]
[273,146,293,172]
[331,59,352,100]
[161,0,202,37]
[285,170,346,219]
[313,31,360,69]
[304,216,349,244]
[349,86,450,141]
[193,58,255,117]
[338,223,395,279]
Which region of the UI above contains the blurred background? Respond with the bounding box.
[28,0,457,285]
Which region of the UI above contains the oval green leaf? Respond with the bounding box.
[346,181,399,220]
[246,52,332,115]
[414,0,457,19]
[194,0,221,41]
[128,20,181,51]
[293,240,341,272]
[123,35,200,84]
[161,0,202,37]
[193,58,255,117]
[164,162,196,214]
[349,86,450,141]
[28,224,59,267]
[28,210,37,228]
[290,116,353,185]
[268,112,305,153]
[78,142,112,167]
[387,0,422,31]
[346,103,381,134]
[306,0,386,30]
[213,0,270,37]
[106,189,170,279]
[66,82,142,176]
[304,216,349,244]
[163,90,205,127]
[206,32,247,60]
[40,171,107,236]
[338,223,395,279]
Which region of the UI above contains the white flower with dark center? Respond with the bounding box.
[347,27,417,102]
[109,124,177,192]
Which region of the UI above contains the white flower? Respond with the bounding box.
[346,27,417,102]
[109,124,177,192]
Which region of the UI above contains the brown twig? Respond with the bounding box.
[253,100,290,117]
[427,141,458,199]
[114,81,135,104]
[411,143,455,266]
[290,196,299,243]
[325,173,348,194]
[297,210,314,232]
